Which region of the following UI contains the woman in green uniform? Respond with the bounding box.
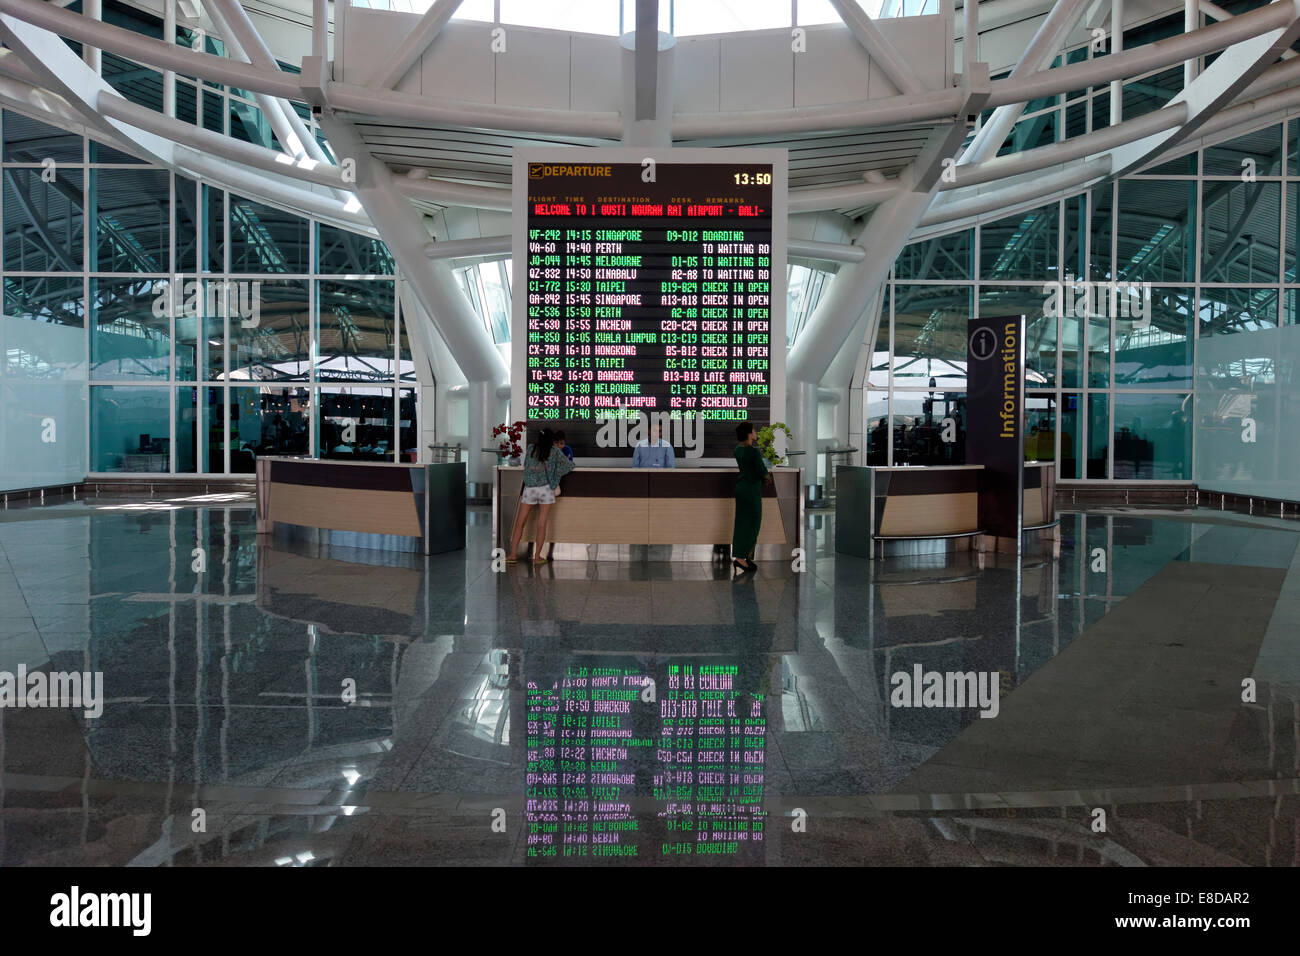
[732,421,768,573]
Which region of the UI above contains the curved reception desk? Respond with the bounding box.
[836,463,1057,559]
[494,466,804,560]
[256,457,466,555]
[1023,461,1057,529]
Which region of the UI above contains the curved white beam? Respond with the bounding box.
[1103,8,1300,178]
[316,112,508,484]
[98,92,349,190]
[1203,0,1296,57]
[423,235,509,260]
[950,102,1188,188]
[788,178,900,213]
[983,0,1297,107]
[789,238,866,263]
[174,147,369,227]
[908,77,1300,244]
[693,50,1300,215]
[0,12,366,234]
[1236,48,1300,99]
[0,0,302,98]
[920,156,1112,227]
[680,4,1293,138]
[788,122,972,415]
[394,171,512,211]
[1196,81,1300,142]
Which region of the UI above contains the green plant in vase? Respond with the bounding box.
[755,422,792,467]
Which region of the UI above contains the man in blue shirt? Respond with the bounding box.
[633,424,675,468]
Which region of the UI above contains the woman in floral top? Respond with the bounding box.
[507,427,575,563]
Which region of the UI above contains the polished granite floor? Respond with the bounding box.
[0,492,1298,866]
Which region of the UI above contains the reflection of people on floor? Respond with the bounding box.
[728,570,773,719]
[510,560,562,642]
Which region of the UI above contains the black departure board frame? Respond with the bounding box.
[511,148,787,462]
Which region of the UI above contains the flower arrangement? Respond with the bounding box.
[755,422,793,467]
[491,420,526,460]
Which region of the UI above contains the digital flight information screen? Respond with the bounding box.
[511,148,786,459]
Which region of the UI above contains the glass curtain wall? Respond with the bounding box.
[1,108,413,477]
[877,121,1297,481]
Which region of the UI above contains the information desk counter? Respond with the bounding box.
[835,462,1058,559]
[836,465,983,559]
[494,466,803,560]
[256,457,466,555]
[1023,461,1057,529]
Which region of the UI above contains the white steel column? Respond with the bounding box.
[163,0,175,117]
[620,15,674,146]
[1110,0,1123,125]
[83,0,100,74]
[964,0,978,70]
[313,0,328,62]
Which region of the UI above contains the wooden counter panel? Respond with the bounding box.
[1023,488,1045,526]
[508,496,789,546]
[643,498,787,544]
[497,466,802,553]
[516,497,650,544]
[878,492,979,537]
[268,482,421,537]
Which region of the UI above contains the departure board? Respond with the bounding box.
[512,148,786,459]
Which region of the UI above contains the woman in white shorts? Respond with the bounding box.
[507,427,574,563]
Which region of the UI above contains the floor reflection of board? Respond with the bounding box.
[508,572,797,653]
[523,655,768,865]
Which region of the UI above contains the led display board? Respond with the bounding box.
[512,148,787,459]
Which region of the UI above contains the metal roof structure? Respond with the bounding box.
[0,0,1298,464]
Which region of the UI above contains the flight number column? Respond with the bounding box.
[563,228,594,421]
[525,228,563,419]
